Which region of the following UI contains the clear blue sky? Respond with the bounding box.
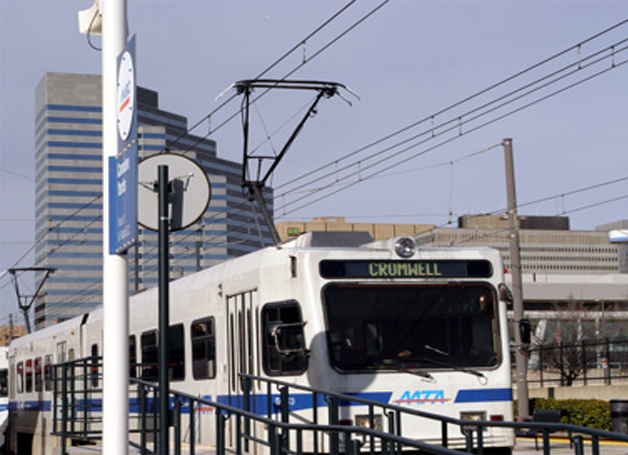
[2,0,628,323]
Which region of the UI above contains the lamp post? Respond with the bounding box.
[79,0,130,453]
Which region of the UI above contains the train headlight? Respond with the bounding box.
[355,414,383,431]
[394,237,416,258]
[460,411,486,434]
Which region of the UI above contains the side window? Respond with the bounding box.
[141,330,158,381]
[90,344,99,388]
[169,324,185,382]
[0,367,8,398]
[129,335,137,379]
[34,357,43,392]
[261,301,308,376]
[44,355,53,391]
[191,318,216,380]
[25,359,33,393]
[16,361,23,394]
[57,341,67,363]
[140,326,186,382]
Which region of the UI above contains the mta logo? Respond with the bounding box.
[393,390,450,405]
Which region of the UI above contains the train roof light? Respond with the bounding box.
[394,237,416,258]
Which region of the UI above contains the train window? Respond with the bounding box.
[44,355,53,391]
[140,327,185,382]
[25,359,33,393]
[323,283,499,372]
[169,324,185,382]
[16,361,23,394]
[191,318,216,380]
[90,344,99,388]
[261,301,307,376]
[141,330,159,381]
[0,368,7,398]
[57,341,67,363]
[129,335,137,379]
[34,357,43,392]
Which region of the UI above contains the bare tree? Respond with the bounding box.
[534,298,604,386]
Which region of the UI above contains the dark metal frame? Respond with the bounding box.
[51,357,628,455]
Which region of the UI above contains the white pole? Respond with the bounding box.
[101,0,129,454]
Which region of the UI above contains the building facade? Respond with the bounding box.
[276,216,435,242]
[415,215,619,275]
[34,72,274,329]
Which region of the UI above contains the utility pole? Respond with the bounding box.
[503,138,530,419]
[101,0,130,453]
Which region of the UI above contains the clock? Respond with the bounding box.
[117,50,135,141]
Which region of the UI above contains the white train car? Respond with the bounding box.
[0,347,8,450]
[8,233,515,454]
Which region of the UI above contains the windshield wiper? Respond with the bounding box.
[377,361,435,382]
[415,356,487,382]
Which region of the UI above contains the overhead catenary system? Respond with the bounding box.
[8,267,56,333]
[234,79,357,245]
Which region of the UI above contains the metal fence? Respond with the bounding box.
[51,356,628,455]
[527,338,628,387]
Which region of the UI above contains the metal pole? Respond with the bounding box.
[158,165,171,454]
[102,0,129,454]
[502,138,530,419]
[251,184,281,245]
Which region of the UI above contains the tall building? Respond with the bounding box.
[34,72,274,329]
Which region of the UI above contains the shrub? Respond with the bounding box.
[533,398,611,431]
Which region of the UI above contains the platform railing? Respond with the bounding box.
[51,357,628,455]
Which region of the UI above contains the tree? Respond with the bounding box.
[533,299,604,386]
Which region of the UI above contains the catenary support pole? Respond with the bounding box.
[158,165,171,454]
[503,138,530,419]
[102,0,129,454]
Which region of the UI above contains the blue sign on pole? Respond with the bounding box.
[110,35,138,254]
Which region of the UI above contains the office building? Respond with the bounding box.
[276,217,435,242]
[415,214,619,274]
[34,72,274,329]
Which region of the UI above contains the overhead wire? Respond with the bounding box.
[275,18,628,194]
[8,11,628,316]
[273,36,628,216]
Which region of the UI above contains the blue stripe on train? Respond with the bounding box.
[9,388,510,414]
[454,388,512,403]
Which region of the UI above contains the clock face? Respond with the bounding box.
[117,51,135,141]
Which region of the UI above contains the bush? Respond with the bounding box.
[533,398,611,431]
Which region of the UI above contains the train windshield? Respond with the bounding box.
[323,283,500,372]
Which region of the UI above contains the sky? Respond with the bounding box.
[2,0,628,323]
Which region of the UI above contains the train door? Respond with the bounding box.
[226,290,257,406]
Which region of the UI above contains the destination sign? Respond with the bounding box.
[319,259,492,279]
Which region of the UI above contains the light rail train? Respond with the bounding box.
[7,232,515,454]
